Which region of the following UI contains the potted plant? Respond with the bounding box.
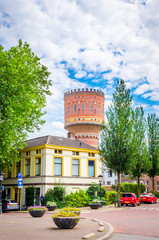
[28,205,48,217]
[46,201,57,211]
[89,199,101,209]
[52,208,80,229]
[62,206,81,215]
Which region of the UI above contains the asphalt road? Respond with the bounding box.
[81,202,159,239]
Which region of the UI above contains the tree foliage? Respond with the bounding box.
[99,79,133,203]
[147,113,159,193]
[130,107,151,196]
[0,40,52,170]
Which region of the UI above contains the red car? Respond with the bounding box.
[121,193,140,207]
[140,193,157,204]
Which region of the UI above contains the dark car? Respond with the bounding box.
[2,199,19,212]
[121,193,140,207]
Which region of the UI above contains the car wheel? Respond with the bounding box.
[121,204,123,206]
[156,199,157,203]
[133,202,136,207]
[151,200,153,204]
[126,204,128,206]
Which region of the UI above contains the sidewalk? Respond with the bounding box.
[0,207,114,240]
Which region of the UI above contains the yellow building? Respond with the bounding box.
[4,135,102,208]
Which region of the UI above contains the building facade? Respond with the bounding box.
[4,135,102,208]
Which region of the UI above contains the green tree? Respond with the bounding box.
[147,113,159,193]
[0,40,52,170]
[130,107,151,197]
[99,79,133,205]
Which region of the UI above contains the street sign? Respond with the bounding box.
[18,180,23,188]
[18,173,22,180]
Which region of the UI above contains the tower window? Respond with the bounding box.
[68,106,70,112]
[90,104,92,111]
[74,104,76,111]
[82,104,84,111]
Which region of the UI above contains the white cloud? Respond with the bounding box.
[0,0,159,138]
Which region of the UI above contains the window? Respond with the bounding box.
[54,157,62,176]
[72,159,79,176]
[72,151,79,156]
[88,153,95,157]
[26,151,30,156]
[74,104,76,111]
[108,170,112,177]
[36,149,41,154]
[25,159,30,176]
[88,160,95,177]
[68,106,70,112]
[107,181,111,185]
[35,157,41,176]
[98,105,99,112]
[82,103,84,111]
[54,149,62,154]
[90,104,92,111]
[7,169,11,178]
[16,162,21,177]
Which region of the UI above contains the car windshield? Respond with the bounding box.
[10,200,17,203]
[122,194,133,197]
[141,194,149,197]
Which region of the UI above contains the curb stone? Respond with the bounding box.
[81,217,114,240]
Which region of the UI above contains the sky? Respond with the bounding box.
[0,0,159,139]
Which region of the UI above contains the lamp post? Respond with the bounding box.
[0,172,5,214]
[98,174,103,207]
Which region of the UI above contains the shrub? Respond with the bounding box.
[64,189,91,207]
[44,189,54,203]
[44,184,66,208]
[120,183,145,196]
[106,191,116,204]
[46,201,57,206]
[86,182,106,200]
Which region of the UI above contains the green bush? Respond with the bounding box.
[86,182,106,200]
[120,183,145,196]
[64,189,91,207]
[44,184,66,208]
[106,191,116,204]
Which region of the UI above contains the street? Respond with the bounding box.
[81,202,159,239]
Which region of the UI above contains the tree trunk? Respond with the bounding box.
[117,173,121,207]
[137,176,140,197]
[152,176,155,194]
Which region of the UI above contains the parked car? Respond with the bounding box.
[121,193,140,207]
[2,199,19,212]
[140,193,157,204]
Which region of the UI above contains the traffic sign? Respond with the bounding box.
[18,173,22,180]
[18,180,23,188]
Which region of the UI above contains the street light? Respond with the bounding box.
[98,174,103,207]
[0,172,5,214]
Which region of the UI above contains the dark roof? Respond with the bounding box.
[24,135,97,150]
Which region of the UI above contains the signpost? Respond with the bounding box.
[18,173,23,211]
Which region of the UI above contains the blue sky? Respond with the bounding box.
[0,0,159,139]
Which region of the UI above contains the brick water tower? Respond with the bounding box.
[64,88,105,148]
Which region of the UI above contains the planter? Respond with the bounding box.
[89,204,100,209]
[53,217,80,229]
[46,205,57,211]
[29,210,46,217]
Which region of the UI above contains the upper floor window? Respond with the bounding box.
[108,170,112,177]
[88,153,95,157]
[54,157,62,176]
[90,104,92,111]
[36,149,41,154]
[16,161,21,177]
[88,160,95,177]
[98,105,99,112]
[74,104,76,111]
[72,159,79,176]
[68,106,70,112]
[26,151,30,156]
[72,151,79,156]
[82,103,84,111]
[35,157,41,176]
[25,159,30,177]
[54,149,62,154]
